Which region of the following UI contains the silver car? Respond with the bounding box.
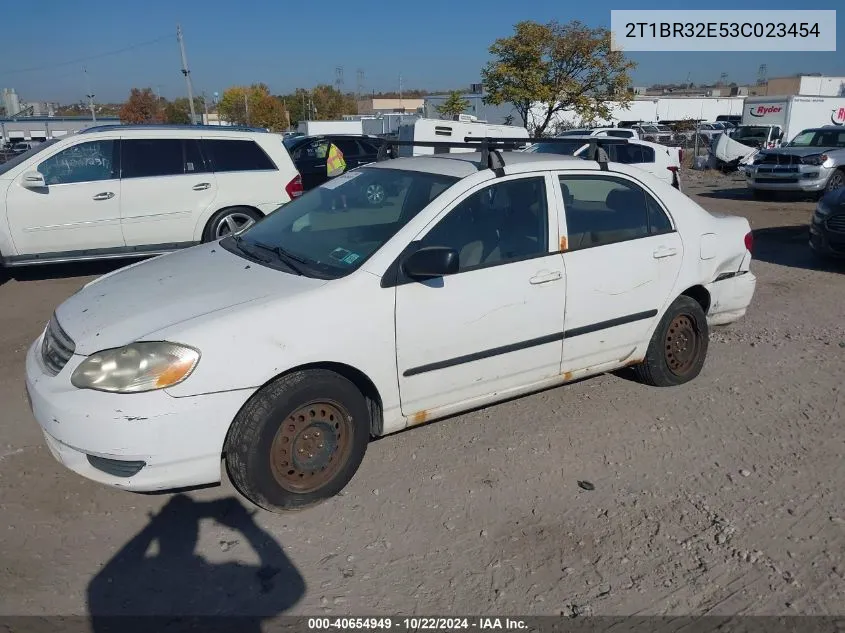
[744,126,845,197]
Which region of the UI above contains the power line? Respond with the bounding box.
[0,34,172,77]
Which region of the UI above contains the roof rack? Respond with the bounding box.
[79,124,270,134]
[375,136,628,174]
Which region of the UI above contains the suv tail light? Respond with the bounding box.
[678,148,684,162]
[744,231,753,253]
[285,174,303,199]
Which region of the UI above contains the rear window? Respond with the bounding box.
[202,139,277,172]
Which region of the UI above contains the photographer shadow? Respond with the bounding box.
[87,494,305,633]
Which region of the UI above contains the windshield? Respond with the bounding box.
[0,138,60,176]
[557,130,589,136]
[525,140,587,156]
[223,167,458,278]
[655,125,672,132]
[283,135,303,150]
[785,129,845,148]
[732,126,773,145]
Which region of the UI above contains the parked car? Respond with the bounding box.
[26,142,756,512]
[809,186,845,260]
[744,126,845,197]
[695,123,727,145]
[0,124,302,267]
[283,134,393,197]
[557,127,640,139]
[634,124,674,145]
[526,136,683,190]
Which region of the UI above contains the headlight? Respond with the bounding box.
[802,154,828,166]
[71,342,200,393]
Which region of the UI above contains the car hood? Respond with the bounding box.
[761,146,841,157]
[54,242,327,355]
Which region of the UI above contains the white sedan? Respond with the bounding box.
[25,148,757,512]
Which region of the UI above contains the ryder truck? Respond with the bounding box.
[740,95,845,146]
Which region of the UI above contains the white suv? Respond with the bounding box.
[0,125,302,266]
[527,136,683,190]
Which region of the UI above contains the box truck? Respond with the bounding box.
[397,117,529,157]
[740,95,845,145]
[297,120,364,136]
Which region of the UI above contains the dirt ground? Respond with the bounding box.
[1,168,843,620]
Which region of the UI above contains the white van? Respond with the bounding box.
[0,124,302,267]
[397,117,529,157]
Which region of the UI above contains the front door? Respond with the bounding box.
[119,138,218,247]
[394,174,566,417]
[5,138,124,255]
[556,172,683,372]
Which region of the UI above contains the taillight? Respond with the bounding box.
[285,174,303,199]
[744,231,753,253]
[679,148,684,162]
[668,165,679,172]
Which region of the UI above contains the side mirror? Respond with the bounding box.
[21,171,46,189]
[402,246,459,280]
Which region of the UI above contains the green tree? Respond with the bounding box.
[163,97,205,124]
[219,84,288,131]
[436,91,471,119]
[119,88,164,124]
[482,20,636,137]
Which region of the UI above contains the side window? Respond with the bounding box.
[646,193,673,235]
[419,177,549,273]
[184,139,207,174]
[37,140,117,185]
[358,140,380,155]
[333,139,361,157]
[122,139,184,179]
[203,139,277,172]
[559,175,652,250]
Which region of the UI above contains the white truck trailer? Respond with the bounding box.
[396,117,529,156]
[297,120,364,136]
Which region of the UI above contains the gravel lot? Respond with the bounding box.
[1,169,844,620]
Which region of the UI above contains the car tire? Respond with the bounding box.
[634,295,709,388]
[225,369,370,512]
[824,168,845,195]
[202,207,262,243]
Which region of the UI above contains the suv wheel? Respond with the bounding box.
[203,207,262,242]
[824,169,844,194]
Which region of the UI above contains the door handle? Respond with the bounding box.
[192,182,211,191]
[529,270,562,285]
[653,246,678,259]
[314,164,326,168]
[92,192,114,201]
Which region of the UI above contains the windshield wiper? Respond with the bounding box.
[251,241,308,275]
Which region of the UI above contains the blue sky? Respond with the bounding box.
[0,0,842,104]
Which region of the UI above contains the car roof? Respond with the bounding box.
[79,124,272,136]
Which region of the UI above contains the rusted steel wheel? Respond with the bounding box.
[269,401,354,494]
[634,295,709,387]
[225,369,371,512]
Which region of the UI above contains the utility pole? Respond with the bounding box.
[83,67,96,123]
[176,24,197,124]
[244,91,250,125]
[202,90,209,124]
[399,73,403,108]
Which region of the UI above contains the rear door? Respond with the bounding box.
[556,171,683,372]
[289,138,331,190]
[331,138,367,170]
[119,137,217,247]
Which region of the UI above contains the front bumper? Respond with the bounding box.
[705,270,757,326]
[810,223,845,258]
[745,164,834,192]
[25,335,255,492]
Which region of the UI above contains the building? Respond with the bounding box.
[763,74,845,97]
[0,116,120,144]
[21,101,59,117]
[356,97,424,115]
[1,88,21,117]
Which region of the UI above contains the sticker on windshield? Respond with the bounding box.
[322,171,362,190]
[330,247,361,265]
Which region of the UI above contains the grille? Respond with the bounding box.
[755,177,798,184]
[41,315,75,376]
[757,153,802,166]
[826,214,845,234]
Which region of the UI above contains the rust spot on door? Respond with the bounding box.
[559,236,568,252]
[410,410,428,426]
[562,371,573,381]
